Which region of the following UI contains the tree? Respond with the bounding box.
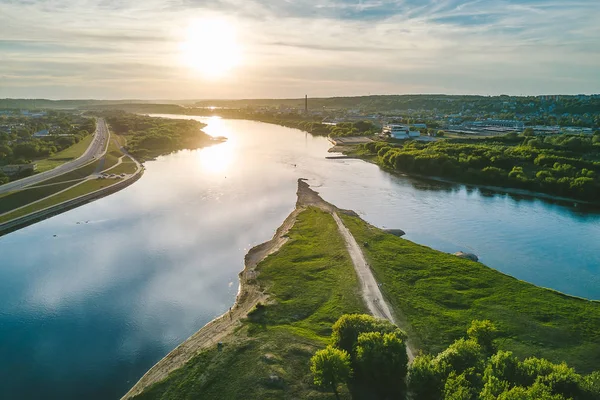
[0,171,9,185]
[444,371,477,400]
[467,320,498,356]
[331,314,405,355]
[408,354,447,399]
[310,346,352,400]
[522,127,535,137]
[355,331,408,397]
[435,338,484,376]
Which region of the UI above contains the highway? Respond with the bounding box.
[0,118,110,195]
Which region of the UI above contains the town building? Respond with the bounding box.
[382,124,420,139]
[33,129,50,137]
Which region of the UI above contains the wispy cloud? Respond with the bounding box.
[0,0,598,98]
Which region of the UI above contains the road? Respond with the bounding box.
[332,212,416,361]
[0,118,109,195]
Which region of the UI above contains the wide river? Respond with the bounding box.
[1,117,599,399]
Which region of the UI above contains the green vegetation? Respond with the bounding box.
[0,181,80,214]
[100,137,125,172]
[102,112,214,161]
[29,160,101,188]
[134,208,366,400]
[0,112,95,181]
[0,178,122,224]
[249,117,379,137]
[131,204,600,399]
[339,213,600,373]
[309,317,599,399]
[356,133,600,201]
[407,320,600,400]
[35,133,95,172]
[321,314,409,398]
[105,159,137,175]
[310,346,352,399]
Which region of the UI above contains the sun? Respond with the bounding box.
[181,19,242,79]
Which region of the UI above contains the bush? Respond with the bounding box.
[331,314,405,355]
[310,346,352,398]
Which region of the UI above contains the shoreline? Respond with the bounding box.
[340,152,600,208]
[0,168,144,237]
[123,177,599,399]
[121,179,321,399]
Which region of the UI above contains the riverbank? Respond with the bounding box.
[125,179,369,399]
[342,150,600,208]
[125,179,600,399]
[0,165,144,236]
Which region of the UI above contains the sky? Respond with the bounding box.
[0,0,599,99]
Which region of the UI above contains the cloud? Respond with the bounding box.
[0,0,599,98]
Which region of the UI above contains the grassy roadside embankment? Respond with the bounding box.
[130,206,366,400]
[0,178,123,224]
[0,129,140,227]
[34,133,95,173]
[127,180,600,400]
[339,213,600,374]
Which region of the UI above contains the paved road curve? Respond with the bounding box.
[0,118,109,195]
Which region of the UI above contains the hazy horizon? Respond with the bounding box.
[2,91,600,102]
[2,0,599,99]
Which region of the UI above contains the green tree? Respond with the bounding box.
[436,338,484,374]
[444,371,477,400]
[0,171,9,185]
[355,331,408,397]
[310,346,353,400]
[467,320,498,356]
[408,354,447,399]
[331,314,405,355]
[523,127,535,137]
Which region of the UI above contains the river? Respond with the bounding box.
[0,117,599,400]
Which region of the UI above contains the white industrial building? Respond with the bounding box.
[382,124,421,139]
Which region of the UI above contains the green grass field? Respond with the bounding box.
[0,181,79,215]
[134,208,366,400]
[29,160,101,188]
[100,135,126,172]
[0,178,123,224]
[107,160,137,175]
[34,134,95,172]
[339,213,600,374]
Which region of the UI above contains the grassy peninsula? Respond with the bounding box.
[102,112,220,161]
[131,207,366,400]
[127,181,600,400]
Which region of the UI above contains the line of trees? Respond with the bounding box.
[359,132,600,201]
[310,315,600,399]
[248,116,379,137]
[101,112,213,161]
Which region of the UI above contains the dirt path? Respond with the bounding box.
[297,179,416,359]
[332,212,415,361]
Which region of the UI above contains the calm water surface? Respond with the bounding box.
[1,117,599,399]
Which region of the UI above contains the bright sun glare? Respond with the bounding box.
[181,19,242,79]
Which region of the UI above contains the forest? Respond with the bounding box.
[102,112,214,161]
[356,133,600,202]
[311,314,600,400]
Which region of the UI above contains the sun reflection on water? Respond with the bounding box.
[196,118,235,174]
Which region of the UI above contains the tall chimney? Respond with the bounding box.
[305,95,308,114]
